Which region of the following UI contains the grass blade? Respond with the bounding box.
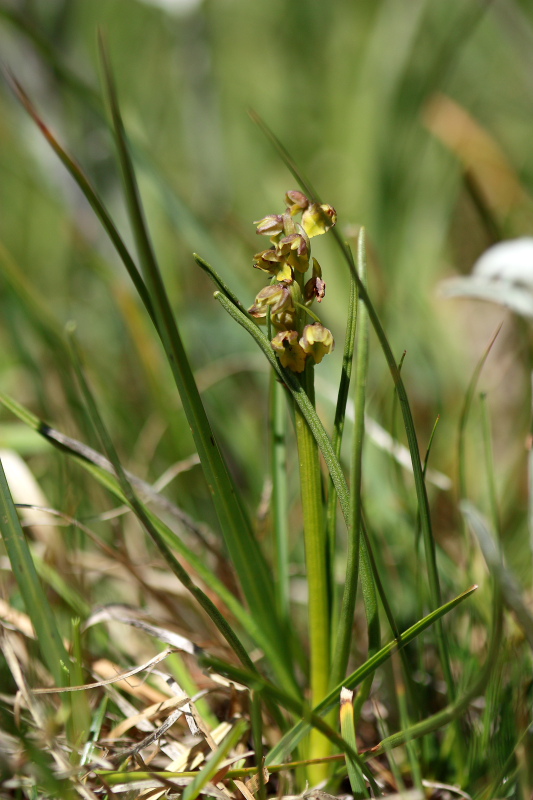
[182,718,248,800]
[251,691,266,800]
[331,228,370,688]
[0,457,70,688]
[352,532,381,722]
[270,375,291,622]
[461,501,533,650]
[340,688,369,799]
[457,325,502,504]
[6,74,156,326]
[326,258,358,625]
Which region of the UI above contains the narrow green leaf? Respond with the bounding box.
[340,688,369,799]
[458,325,502,504]
[251,691,266,800]
[213,284,395,704]
[326,263,357,626]
[199,650,378,787]
[193,254,246,311]
[182,718,248,800]
[11,56,293,690]
[331,228,370,688]
[7,75,156,325]
[352,533,380,723]
[80,695,108,767]
[270,375,291,622]
[68,617,91,751]
[462,501,533,650]
[0,457,70,687]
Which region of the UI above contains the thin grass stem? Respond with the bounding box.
[0,457,71,689]
[330,228,370,689]
[270,375,291,622]
[326,263,358,631]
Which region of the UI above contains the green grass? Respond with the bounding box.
[1,2,533,798]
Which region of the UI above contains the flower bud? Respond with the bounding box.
[301,203,337,238]
[285,190,310,216]
[271,330,307,372]
[304,258,326,302]
[299,323,334,364]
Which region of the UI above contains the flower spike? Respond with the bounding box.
[249,193,336,370]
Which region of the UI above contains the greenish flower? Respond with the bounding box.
[253,248,293,283]
[271,330,307,372]
[301,203,337,238]
[254,214,285,237]
[299,323,334,364]
[278,226,310,274]
[248,283,293,318]
[285,190,310,216]
[271,307,298,331]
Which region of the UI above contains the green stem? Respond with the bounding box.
[270,374,290,622]
[291,268,331,776]
[294,367,331,774]
[294,301,322,324]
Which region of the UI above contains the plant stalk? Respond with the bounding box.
[294,367,331,779]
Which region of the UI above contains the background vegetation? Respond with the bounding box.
[1,0,533,797]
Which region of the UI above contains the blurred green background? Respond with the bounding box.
[1,0,533,599]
